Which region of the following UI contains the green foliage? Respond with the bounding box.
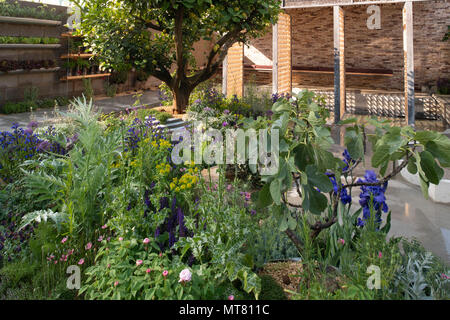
[1,94,67,114]
[109,68,128,85]
[19,209,66,233]
[23,97,121,238]
[75,0,281,111]
[393,239,450,299]
[0,36,59,44]
[242,76,273,115]
[104,82,117,97]
[80,239,219,300]
[286,205,449,300]
[251,89,449,240]
[0,261,38,290]
[142,109,172,125]
[82,78,94,100]
[245,214,300,268]
[0,1,65,21]
[443,26,450,41]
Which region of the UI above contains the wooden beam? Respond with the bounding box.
[60,73,111,81]
[272,23,278,94]
[333,6,346,123]
[283,0,428,9]
[403,1,415,126]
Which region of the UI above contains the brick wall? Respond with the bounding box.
[277,12,293,93]
[244,0,450,92]
[226,42,244,97]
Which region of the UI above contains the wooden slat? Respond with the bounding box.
[60,73,111,81]
[61,32,82,38]
[60,53,93,59]
[0,15,61,26]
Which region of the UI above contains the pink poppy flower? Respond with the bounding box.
[118,237,123,241]
[146,268,151,274]
[136,259,143,266]
[143,238,150,244]
[78,259,84,265]
[61,237,68,244]
[338,238,345,245]
[101,224,107,229]
[162,270,169,277]
[85,242,92,250]
[378,251,382,259]
[114,281,119,287]
[228,295,234,300]
[98,236,103,242]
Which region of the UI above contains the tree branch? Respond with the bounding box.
[173,7,186,90]
[285,229,304,253]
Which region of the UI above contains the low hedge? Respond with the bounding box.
[0,97,69,114]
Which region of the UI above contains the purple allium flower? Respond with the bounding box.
[37,140,51,152]
[27,121,38,129]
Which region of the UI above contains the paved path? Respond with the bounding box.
[0,90,160,131]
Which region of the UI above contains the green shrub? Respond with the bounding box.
[109,69,128,84]
[0,36,59,45]
[0,262,38,288]
[82,79,94,100]
[104,82,117,97]
[135,108,172,124]
[1,101,34,114]
[0,2,66,21]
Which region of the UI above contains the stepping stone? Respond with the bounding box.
[156,117,188,133]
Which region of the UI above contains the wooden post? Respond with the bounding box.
[333,6,345,123]
[403,1,415,126]
[272,23,278,95]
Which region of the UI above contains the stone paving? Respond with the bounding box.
[0,90,161,131]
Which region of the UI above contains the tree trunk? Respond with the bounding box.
[172,85,191,114]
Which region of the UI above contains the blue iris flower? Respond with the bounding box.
[357,170,389,227]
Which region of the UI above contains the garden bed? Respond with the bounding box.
[0,15,62,25]
[0,88,449,301]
